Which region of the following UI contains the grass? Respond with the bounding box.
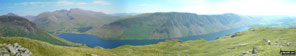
[1,27,296,56]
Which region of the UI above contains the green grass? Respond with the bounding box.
[0,15,84,47]
[121,24,154,40]
[1,27,296,56]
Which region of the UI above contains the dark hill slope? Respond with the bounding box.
[87,12,256,40]
[0,15,79,46]
[33,8,119,34]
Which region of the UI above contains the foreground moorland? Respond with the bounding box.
[1,27,295,56]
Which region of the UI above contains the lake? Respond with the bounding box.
[58,27,250,49]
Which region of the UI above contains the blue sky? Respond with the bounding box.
[1,0,296,16]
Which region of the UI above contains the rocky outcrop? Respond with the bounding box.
[0,43,32,56]
[252,47,257,56]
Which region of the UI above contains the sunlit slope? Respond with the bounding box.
[0,37,112,56]
[113,27,296,56]
[1,27,295,56]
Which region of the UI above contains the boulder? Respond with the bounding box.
[287,42,291,46]
[268,40,271,45]
[252,47,258,54]
[0,43,32,56]
[7,44,17,54]
[262,38,267,41]
[90,54,97,56]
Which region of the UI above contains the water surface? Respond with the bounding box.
[58,27,250,49]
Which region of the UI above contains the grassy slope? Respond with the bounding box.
[0,15,83,46]
[0,37,112,56]
[1,27,295,56]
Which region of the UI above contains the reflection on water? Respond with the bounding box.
[58,27,250,49]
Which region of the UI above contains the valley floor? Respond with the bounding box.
[1,27,296,56]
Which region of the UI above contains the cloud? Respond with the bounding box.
[177,0,296,16]
[78,2,87,5]
[56,1,74,5]
[22,2,52,5]
[93,1,110,5]
[137,4,153,7]
[22,1,87,5]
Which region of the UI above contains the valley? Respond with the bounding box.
[1,0,296,56]
[0,9,296,56]
[58,27,250,48]
[1,27,296,56]
[30,9,258,40]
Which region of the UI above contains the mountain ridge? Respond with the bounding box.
[0,14,82,46]
[32,8,119,34]
[87,12,256,40]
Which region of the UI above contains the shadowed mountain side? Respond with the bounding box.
[33,8,120,34]
[0,14,84,46]
[87,12,257,40]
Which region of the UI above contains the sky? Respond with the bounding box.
[0,0,296,16]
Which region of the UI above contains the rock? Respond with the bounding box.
[268,40,271,45]
[7,45,17,54]
[227,47,235,51]
[242,51,248,54]
[238,51,248,56]
[0,48,7,53]
[238,43,248,47]
[252,47,258,54]
[2,43,7,46]
[179,45,183,47]
[186,54,190,56]
[90,54,97,56]
[262,38,267,41]
[0,43,32,56]
[287,42,291,46]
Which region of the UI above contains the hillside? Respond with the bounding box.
[33,8,119,34]
[87,12,256,40]
[0,15,82,46]
[0,27,295,56]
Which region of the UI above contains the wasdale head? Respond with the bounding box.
[0,0,296,56]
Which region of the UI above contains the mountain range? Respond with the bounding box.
[26,8,260,40]
[87,12,257,40]
[1,8,296,56]
[24,8,296,40]
[31,8,119,34]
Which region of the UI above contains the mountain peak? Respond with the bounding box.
[55,9,69,13]
[69,8,82,11]
[5,13,19,16]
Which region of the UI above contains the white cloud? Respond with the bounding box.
[93,1,110,5]
[22,1,88,6]
[22,2,52,5]
[177,0,296,16]
[78,2,87,5]
[137,4,153,7]
[56,1,74,5]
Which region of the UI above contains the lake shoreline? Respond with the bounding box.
[58,27,251,49]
